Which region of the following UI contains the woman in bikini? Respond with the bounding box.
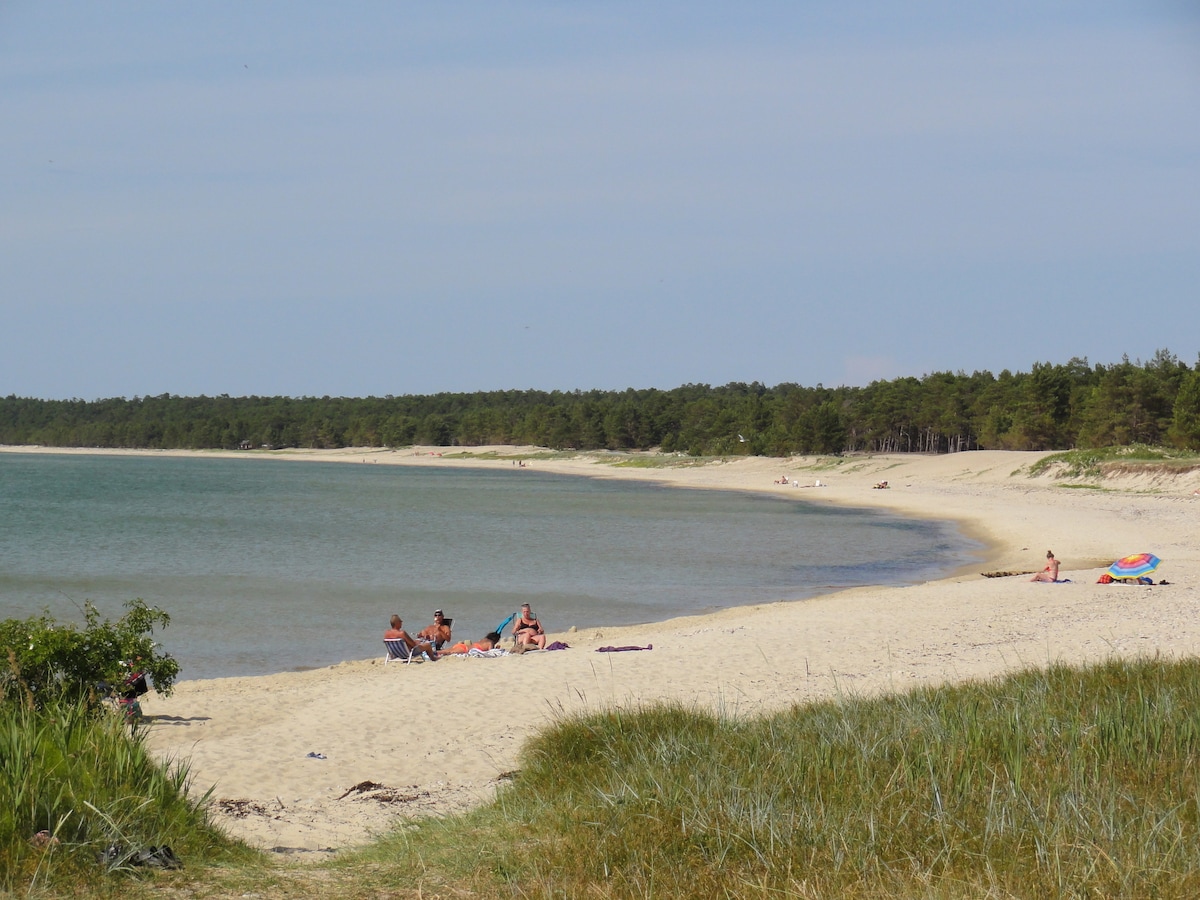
[513,603,546,649]
[1030,550,1060,583]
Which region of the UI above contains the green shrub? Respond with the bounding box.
[0,600,179,711]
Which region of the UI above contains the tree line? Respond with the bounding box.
[3,350,1200,456]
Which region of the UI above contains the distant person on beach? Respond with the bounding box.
[384,615,438,660]
[1030,551,1060,583]
[417,610,452,649]
[513,603,546,649]
[873,480,889,489]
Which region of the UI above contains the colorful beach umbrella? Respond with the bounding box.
[1106,553,1161,580]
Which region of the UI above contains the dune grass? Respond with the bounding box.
[342,656,1200,898]
[11,657,1200,898]
[1029,445,1200,480]
[0,698,247,897]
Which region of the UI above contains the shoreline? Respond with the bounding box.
[3,444,988,676]
[5,445,1200,853]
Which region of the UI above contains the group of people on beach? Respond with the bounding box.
[383,603,546,661]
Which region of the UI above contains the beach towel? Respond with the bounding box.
[596,644,653,652]
[468,647,509,658]
[545,641,570,651]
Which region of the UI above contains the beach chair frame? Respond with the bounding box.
[383,638,418,664]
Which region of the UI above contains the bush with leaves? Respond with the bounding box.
[0,600,179,711]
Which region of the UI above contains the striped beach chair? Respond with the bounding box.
[383,638,418,664]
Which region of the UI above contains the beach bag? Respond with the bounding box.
[1097,573,1113,584]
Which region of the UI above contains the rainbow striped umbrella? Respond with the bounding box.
[1106,553,1161,581]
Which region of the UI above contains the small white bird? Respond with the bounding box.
[737,434,746,442]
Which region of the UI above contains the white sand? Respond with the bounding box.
[9,445,1199,854]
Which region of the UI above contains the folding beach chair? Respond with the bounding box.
[495,612,519,648]
[383,638,419,664]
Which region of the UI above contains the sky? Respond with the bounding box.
[2,2,1198,400]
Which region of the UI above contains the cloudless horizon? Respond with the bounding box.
[3,2,1198,401]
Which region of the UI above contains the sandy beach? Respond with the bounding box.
[10,445,1197,855]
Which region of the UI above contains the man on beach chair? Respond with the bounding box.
[383,615,438,662]
[416,609,453,649]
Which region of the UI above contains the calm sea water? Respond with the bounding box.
[0,453,981,680]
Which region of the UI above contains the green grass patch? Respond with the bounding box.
[339,656,1200,898]
[599,454,724,469]
[1029,445,1200,479]
[438,450,582,461]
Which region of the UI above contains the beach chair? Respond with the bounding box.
[496,612,518,646]
[383,638,419,664]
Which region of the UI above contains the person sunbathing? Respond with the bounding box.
[873,480,889,489]
[513,603,547,649]
[441,631,503,655]
[417,609,452,649]
[1030,551,1060,583]
[384,615,438,660]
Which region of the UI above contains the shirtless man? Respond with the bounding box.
[384,615,438,660]
[417,610,452,649]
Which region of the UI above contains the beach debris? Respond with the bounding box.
[217,798,276,818]
[305,751,326,759]
[596,644,653,652]
[338,780,386,799]
[981,571,1036,578]
[337,780,427,803]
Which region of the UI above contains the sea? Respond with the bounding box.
[0,452,982,681]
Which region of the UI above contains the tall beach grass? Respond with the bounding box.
[0,698,240,896]
[349,655,1200,898]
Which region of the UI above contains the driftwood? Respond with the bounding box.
[337,780,427,803]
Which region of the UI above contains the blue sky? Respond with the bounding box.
[3,2,1198,400]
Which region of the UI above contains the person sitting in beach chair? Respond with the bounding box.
[383,615,438,662]
[512,603,546,650]
[417,609,453,649]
